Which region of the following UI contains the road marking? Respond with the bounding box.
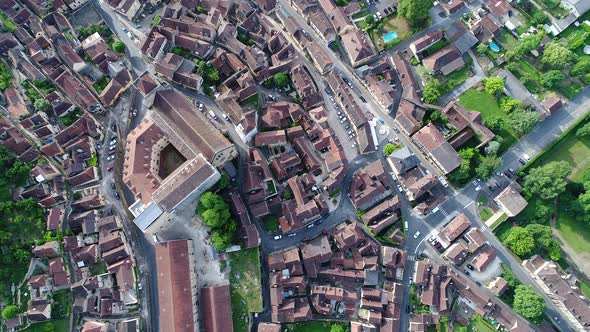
[440,209,448,217]
[464,202,474,209]
[407,255,415,262]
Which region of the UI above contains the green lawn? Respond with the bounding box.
[496,30,519,51]
[369,15,411,50]
[489,213,508,230]
[22,320,69,332]
[440,65,471,94]
[556,213,590,253]
[284,321,350,332]
[0,12,17,32]
[479,207,493,221]
[525,123,590,183]
[262,215,280,233]
[580,281,590,298]
[458,88,517,154]
[227,248,263,332]
[468,314,497,332]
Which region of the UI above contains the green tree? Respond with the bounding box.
[484,141,501,156]
[506,33,543,60]
[476,43,488,55]
[13,248,30,263]
[570,58,590,76]
[525,224,561,261]
[365,15,376,28]
[428,110,447,124]
[541,42,576,70]
[475,155,502,179]
[513,285,547,323]
[211,231,232,251]
[499,97,522,114]
[483,76,504,96]
[383,143,399,156]
[1,305,18,319]
[8,160,31,186]
[112,40,125,53]
[397,0,433,27]
[503,227,535,256]
[483,116,504,132]
[273,73,290,88]
[524,161,572,200]
[540,70,565,88]
[330,324,345,332]
[422,78,442,104]
[508,108,539,136]
[34,99,50,112]
[576,122,590,138]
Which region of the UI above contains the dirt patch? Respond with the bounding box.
[158,144,187,179]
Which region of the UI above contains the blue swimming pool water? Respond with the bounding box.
[382,31,398,43]
[489,41,500,52]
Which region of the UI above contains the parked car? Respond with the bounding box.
[107,155,115,161]
[488,185,495,191]
[111,123,117,131]
[301,237,310,243]
[325,87,332,95]
[274,235,282,240]
[523,153,531,161]
[109,145,116,151]
[107,166,113,172]
[111,182,116,190]
[359,96,366,103]
[518,158,526,165]
[413,231,421,239]
[114,192,120,200]
[322,230,329,235]
[109,139,117,146]
[463,269,471,276]
[287,233,297,237]
[397,185,403,193]
[307,223,314,229]
[466,264,474,270]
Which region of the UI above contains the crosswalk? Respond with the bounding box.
[407,255,415,262]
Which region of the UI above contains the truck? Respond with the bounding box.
[208,110,217,119]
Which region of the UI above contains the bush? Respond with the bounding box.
[2,305,18,320]
[112,40,125,53]
[383,143,399,156]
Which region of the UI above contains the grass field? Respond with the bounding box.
[370,15,411,50]
[556,213,590,253]
[458,88,517,154]
[479,207,493,221]
[284,321,350,332]
[580,281,590,298]
[227,248,263,332]
[496,30,519,51]
[440,66,471,94]
[525,122,590,184]
[262,215,280,233]
[22,320,69,332]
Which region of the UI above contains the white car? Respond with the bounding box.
[351,143,357,148]
[413,231,421,239]
[106,155,115,161]
[523,153,531,161]
[109,145,116,151]
[109,139,117,146]
[287,233,297,237]
[475,185,482,192]
[274,235,282,240]
[397,185,403,193]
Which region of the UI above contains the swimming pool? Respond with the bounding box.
[489,41,500,52]
[382,31,398,43]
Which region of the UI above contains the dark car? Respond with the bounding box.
[114,192,120,200]
[488,185,495,192]
[518,158,526,165]
[322,230,329,236]
[359,96,366,103]
[475,281,482,286]
[503,170,512,177]
[324,87,332,95]
[463,269,471,276]
[107,166,113,172]
[406,305,410,313]
[315,219,324,225]
[342,77,349,84]
[466,264,474,270]
[111,182,116,190]
[301,237,310,243]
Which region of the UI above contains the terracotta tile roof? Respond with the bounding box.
[155,240,197,332]
[441,213,472,242]
[200,285,233,332]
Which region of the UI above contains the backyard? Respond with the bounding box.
[283,321,350,332]
[458,88,517,154]
[262,215,280,233]
[227,248,263,332]
[366,14,411,50]
[22,320,69,332]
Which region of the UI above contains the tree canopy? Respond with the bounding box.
[541,42,576,69]
[398,0,433,27]
[506,33,543,60]
[576,122,590,138]
[112,40,125,54]
[508,108,539,136]
[503,226,535,256]
[475,155,502,180]
[483,77,505,96]
[383,143,399,156]
[273,73,290,88]
[330,325,345,332]
[422,78,442,104]
[196,191,237,251]
[524,161,571,200]
[1,305,18,320]
[540,70,565,88]
[513,285,547,323]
